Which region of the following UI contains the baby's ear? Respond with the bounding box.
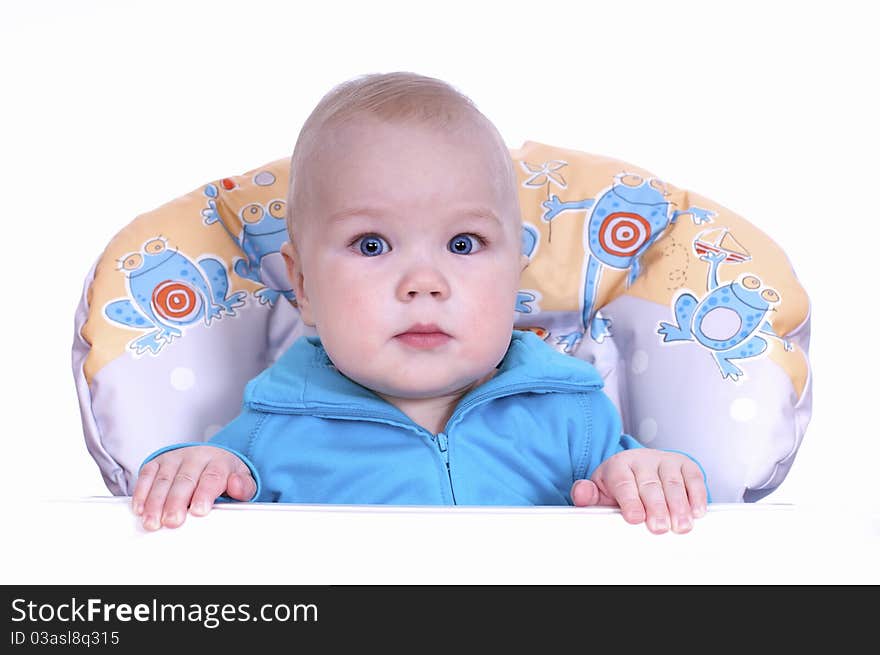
[280,241,315,326]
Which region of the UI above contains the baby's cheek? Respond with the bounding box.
[320,280,377,325]
[462,285,517,344]
[319,328,377,385]
[472,271,519,315]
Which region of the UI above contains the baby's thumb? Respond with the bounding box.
[226,471,257,501]
[570,479,601,507]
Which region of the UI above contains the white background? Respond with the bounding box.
[1,1,876,533]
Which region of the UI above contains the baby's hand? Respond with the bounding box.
[570,449,708,534]
[131,446,256,531]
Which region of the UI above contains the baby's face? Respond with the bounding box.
[283,115,524,401]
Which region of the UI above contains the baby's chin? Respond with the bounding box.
[352,370,491,402]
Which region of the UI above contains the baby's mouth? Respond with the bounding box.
[394,323,451,350]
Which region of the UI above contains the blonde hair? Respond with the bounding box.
[286,72,517,235]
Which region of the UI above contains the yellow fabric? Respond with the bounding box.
[512,141,809,397]
[81,141,809,397]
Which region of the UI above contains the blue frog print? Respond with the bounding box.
[516,223,541,314]
[542,173,714,348]
[104,237,246,355]
[202,182,296,307]
[657,250,793,381]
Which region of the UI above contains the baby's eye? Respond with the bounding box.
[448,234,484,255]
[355,234,391,257]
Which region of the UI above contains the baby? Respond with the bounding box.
[132,72,708,534]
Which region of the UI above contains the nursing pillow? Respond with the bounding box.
[72,141,812,501]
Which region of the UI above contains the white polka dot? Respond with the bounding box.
[701,307,741,341]
[637,417,658,444]
[254,171,276,186]
[170,367,196,391]
[730,397,758,422]
[203,424,223,439]
[630,350,649,375]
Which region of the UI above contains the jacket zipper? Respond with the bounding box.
[250,381,598,506]
[433,431,456,504]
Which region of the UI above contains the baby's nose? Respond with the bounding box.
[396,266,450,301]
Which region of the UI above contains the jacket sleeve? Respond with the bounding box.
[574,390,642,481]
[138,408,266,502]
[574,391,711,500]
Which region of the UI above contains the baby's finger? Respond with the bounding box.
[131,460,159,516]
[683,459,709,518]
[659,459,692,534]
[141,459,180,531]
[226,466,257,502]
[600,463,645,525]
[633,462,670,534]
[160,462,205,528]
[570,479,600,506]
[189,460,237,516]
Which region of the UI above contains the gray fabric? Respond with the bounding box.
[575,295,812,502]
[73,293,307,495]
[75,284,811,502]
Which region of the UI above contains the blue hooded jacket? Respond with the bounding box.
[146,331,648,505]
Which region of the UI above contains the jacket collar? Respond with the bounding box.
[245,330,604,422]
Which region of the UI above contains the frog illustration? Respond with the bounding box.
[516,223,541,314]
[657,250,792,380]
[104,237,246,355]
[202,180,296,307]
[542,173,715,347]
[515,290,539,314]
